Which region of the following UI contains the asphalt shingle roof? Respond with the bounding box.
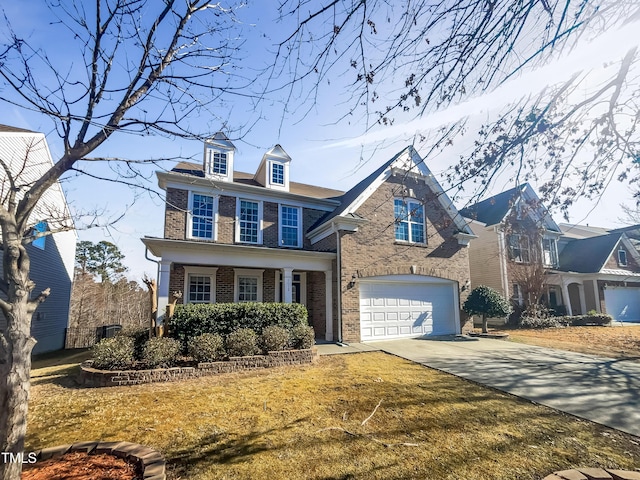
[557,233,622,273]
[459,185,526,226]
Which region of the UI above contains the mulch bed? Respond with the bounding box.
[22,451,142,480]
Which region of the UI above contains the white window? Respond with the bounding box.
[394,198,425,243]
[512,284,523,306]
[279,205,302,247]
[271,162,284,185]
[619,248,628,266]
[508,234,530,263]
[236,199,262,244]
[542,238,558,267]
[183,267,217,304]
[188,193,217,240]
[234,268,264,302]
[207,150,228,176]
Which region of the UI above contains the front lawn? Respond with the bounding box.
[502,325,640,360]
[27,352,640,480]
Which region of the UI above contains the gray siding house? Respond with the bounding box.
[0,125,76,354]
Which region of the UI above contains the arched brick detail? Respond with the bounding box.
[356,265,460,284]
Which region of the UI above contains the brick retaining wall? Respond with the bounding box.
[79,348,318,387]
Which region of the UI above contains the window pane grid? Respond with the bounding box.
[394,199,425,243]
[191,194,214,239]
[239,200,259,243]
[281,206,299,246]
[208,150,227,175]
[189,275,211,303]
[238,277,258,302]
[272,163,284,185]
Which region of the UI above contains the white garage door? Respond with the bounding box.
[359,275,459,341]
[604,287,640,322]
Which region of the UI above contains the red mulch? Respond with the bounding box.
[21,452,142,480]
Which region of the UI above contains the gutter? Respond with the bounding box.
[334,222,344,344]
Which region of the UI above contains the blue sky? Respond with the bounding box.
[2,1,639,280]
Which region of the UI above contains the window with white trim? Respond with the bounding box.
[512,283,523,306]
[238,199,261,243]
[207,150,228,176]
[508,234,530,263]
[189,193,215,239]
[394,198,425,243]
[271,162,285,185]
[280,205,301,247]
[619,248,628,266]
[542,237,558,267]
[234,269,263,302]
[183,267,217,304]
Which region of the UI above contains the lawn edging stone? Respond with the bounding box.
[31,441,166,479]
[544,469,640,480]
[78,347,318,387]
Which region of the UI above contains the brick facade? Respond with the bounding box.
[164,188,188,239]
[338,173,472,342]
[604,243,640,271]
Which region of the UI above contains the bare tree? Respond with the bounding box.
[273,1,640,208]
[0,1,251,478]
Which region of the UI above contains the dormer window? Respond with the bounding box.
[619,248,628,266]
[271,162,284,185]
[203,132,235,182]
[208,150,228,176]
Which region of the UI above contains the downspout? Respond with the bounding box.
[334,222,344,345]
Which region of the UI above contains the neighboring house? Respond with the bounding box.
[460,182,640,323]
[554,224,640,321]
[142,133,475,343]
[0,125,77,354]
[460,183,562,312]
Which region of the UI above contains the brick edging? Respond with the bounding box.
[78,347,318,387]
[32,441,166,480]
[543,467,640,479]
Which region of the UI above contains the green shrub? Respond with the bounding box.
[260,326,291,352]
[565,314,613,326]
[92,336,135,370]
[142,337,181,368]
[226,328,260,357]
[116,326,149,360]
[290,324,315,350]
[168,302,308,347]
[463,285,511,333]
[188,333,226,362]
[519,315,560,329]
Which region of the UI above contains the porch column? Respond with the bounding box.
[577,283,587,315]
[561,280,573,316]
[157,260,171,324]
[282,267,294,303]
[324,269,333,341]
[592,279,601,313]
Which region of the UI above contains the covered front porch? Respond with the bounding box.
[142,237,337,340]
[546,271,640,320]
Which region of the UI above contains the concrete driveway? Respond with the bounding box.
[367,337,640,437]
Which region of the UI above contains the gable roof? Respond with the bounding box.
[309,146,474,235]
[557,233,623,273]
[0,124,35,133]
[170,161,344,200]
[459,183,561,232]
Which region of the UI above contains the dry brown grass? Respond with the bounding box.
[500,326,640,360]
[27,352,640,480]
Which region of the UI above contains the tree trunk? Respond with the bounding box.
[482,314,488,334]
[0,299,37,480]
[0,231,45,480]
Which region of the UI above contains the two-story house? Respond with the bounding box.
[460,183,640,323]
[0,125,77,353]
[142,133,476,343]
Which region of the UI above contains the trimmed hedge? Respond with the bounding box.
[559,314,613,326]
[226,328,260,357]
[142,337,182,368]
[188,333,226,362]
[92,336,135,370]
[168,302,309,348]
[260,326,291,353]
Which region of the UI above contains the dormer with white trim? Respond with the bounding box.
[203,132,235,182]
[254,144,291,191]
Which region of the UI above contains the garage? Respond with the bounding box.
[604,287,640,322]
[359,275,459,341]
